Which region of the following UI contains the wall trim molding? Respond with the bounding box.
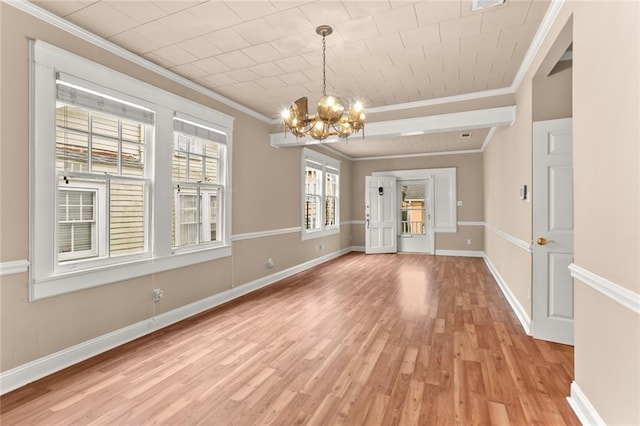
[485,223,532,253]
[483,254,532,335]
[457,221,485,226]
[569,263,640,314]
[435,250,484,257]
[0,260,30,276]
[231,227,301,242]
[0,247,350,395]
[566,382,606,426]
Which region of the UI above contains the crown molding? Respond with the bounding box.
[511,0,565,92]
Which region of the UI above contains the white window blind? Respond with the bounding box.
[56,75,155,125]
[174,117,226,145]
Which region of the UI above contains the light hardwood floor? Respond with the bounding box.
[1,253,579,425]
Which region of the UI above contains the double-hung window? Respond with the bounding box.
[301,148,340,239]
[55,81,152,266]
[31,41,233,300]
[172,117,225,249]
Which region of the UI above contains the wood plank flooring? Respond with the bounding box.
[1,253,579,425]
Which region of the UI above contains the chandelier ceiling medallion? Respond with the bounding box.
[282,25,365,141]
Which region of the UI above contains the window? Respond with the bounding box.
[172,119,225,249]
[302,148,340,239]
[55,85,151,267]
[31,41,233,299]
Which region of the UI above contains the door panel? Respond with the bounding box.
[365,176,397,254]
[533,118,574,345]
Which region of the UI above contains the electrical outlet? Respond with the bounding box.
[466,239,472,245]
[152,288,163,302]
[267,258,275,269]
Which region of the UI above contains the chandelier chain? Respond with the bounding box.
[321,33,326,96]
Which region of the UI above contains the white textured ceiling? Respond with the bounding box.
[30,0,551,158]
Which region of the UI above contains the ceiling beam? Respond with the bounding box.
[270,106,516,148]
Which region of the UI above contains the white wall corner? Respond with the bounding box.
[566,381,606,426]
[483,254,532,335]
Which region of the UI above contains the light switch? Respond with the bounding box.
[456,201,462,207]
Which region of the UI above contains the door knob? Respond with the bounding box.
[536,237,555,245]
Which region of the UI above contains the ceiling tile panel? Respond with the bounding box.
[31,0,98,17]
[64,2,138,38]
[414,1,461,26]
[223,1,278,21]
[298,1,352,26]
[335,16,380,42]
[270,33,317,57]
[217,50,257,69]
[526,0,552,22]
[187,2,243,31]
[151,45,198,67]
[234,18,281,45]
[400,24,441,49]
[151,1,200,15]
[263,8,314,37]
[156,10,213,39]
[108,29,164,55]
[364,33,405,56]
[481,2,530,30]
[107,1,167,25]
[343,1,391,19]
[169,63,209,80]
[372,4,419,34]
[191,56,232,75]
[204,28,251,53]
[200,73,237,88]
[250,62,285,78]
[439,14,482,40]
[175,37,222,60]
[241,43,284,63]
[274,56,313,73]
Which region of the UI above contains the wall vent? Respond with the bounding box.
[472,0,505,11]
[460,132,471,138]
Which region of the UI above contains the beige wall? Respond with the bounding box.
[571,2,640,424]
[533,65,572,122]
[0,4,353,372]
[350,152,484,251]
[484,1,640,424]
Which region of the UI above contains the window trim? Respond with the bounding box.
[301,148,340,240]
[30,40,233,300]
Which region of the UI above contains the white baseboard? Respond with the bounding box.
[0,247,351,395]
[482,254,532,335]
[567,382,606,426]
[351,246,365,252]
[435,249,484,257]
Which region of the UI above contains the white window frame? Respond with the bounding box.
[173,186,222,248]
[57,182,104,262]
[301,148,340,240]
[30,41,233,300]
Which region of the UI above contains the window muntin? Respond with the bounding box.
[302,149,340,239]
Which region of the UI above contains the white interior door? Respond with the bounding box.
[365,176,397,254]
[397,180,433,254]
[533,118,574,345]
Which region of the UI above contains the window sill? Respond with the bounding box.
[301,226,340,241]
[31,245,232,300]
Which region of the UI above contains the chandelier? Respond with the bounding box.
[282,25,365,141]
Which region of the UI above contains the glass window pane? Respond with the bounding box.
[92,111,120,139]
[121,141,144,177]
[56,129,89,172]
[209,194,218,241]
[92,136,119,175]
[205,157,218,184]
[56,105,89,133]
[122,119,144,144]
[59,223,71,254]
[188,154,203,182]
[305,195,320,230]
[110,180,145,256]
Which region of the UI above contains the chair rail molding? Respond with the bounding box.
[569,263,640,314]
